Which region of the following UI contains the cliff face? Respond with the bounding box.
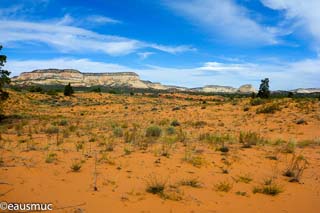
[192,84,256,93]
[290,88,320,94]
[12,69,151,88]
[11,69,257,93]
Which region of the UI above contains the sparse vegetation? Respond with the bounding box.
[235,174,253,184]
[180,177,202,188]
[113,127,123,137]
[145,175,166,195]
[1,86,319,211]
[146,125,162,137]
[214,181,232,192]
[283,154,308,182]
[70,160,82,172]
[253,180,283,196]
[45,152,57,163]
[239,131,263,148]
[256,102,280,114]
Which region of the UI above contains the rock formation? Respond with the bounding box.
[11,69,151,88]
[11,69,258,93]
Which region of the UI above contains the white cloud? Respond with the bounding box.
[86,15,121,24]
[0,18,194,56]
[261,0,320,49]
[56,14,74,25]
[197,62,254,72]
[165,0,279,45]
[5,57,320,90]
[149,44,196,54]
[137,52,154,59]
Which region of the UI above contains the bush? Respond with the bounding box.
[183,151,204,167]
[45,126,59,134]
[219,146,229,153]
[250,98,265,106]
[46,90,58,96]
[281,140,296,153]
[283,154,308,182]
[239,131,262,148]
[113,127,123,137]
[180,178,202,188]
[214,181,232,192]
[146,125,162,137]
[70,160,82,172]
[28,86,43,93]
[166,126,175,135]
[58,119,68,126]
[253,181,282,196]
[145,175,166,195]
[170,120,180,127]
[236,174,253,184]
[256,103,280,114]
[45,153,57,163]
[296,118,306,125]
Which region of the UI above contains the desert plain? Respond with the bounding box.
[0,90,320,213]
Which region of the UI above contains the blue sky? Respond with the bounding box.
[0,0,319,89]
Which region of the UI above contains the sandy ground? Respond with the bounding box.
[0,91,320,212]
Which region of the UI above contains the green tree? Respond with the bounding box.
[257,78,270,99]
[0,45,11,101]
[64,83,74,96]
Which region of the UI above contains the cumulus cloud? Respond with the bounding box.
[5,58,320,90]
[165,0,279,45]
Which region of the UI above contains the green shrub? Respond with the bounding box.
[236,174,253,183]
[166,126,175,135]
[58,119,68,126]
[250,98,265,106]
[170,120,180,127]
[45,126,59,134]
[239,131,263,148]
[183,151,204,167]
[253,183,282,196]
[28,86,43,93]
[219,146,229,153]
[45,153,57,163]
[283,154,308,182]
[281,140,296,153]
[46,90,58,96]
[146,175,166,195]
[180,178,202,188]
[146,125,162,137]
[70,160,82,172]
[214,181,232,192]
[256,103,280,114]
[113,127,123,137]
